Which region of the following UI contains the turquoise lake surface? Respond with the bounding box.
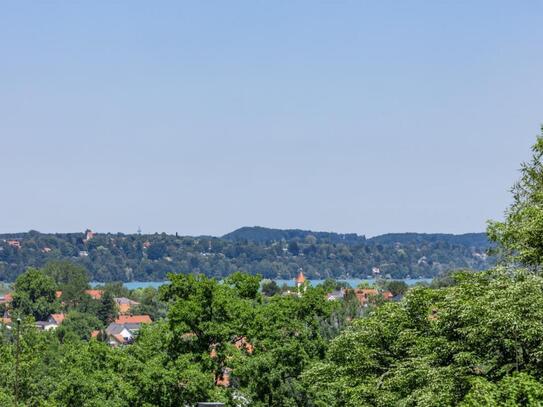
[92,278,433,290]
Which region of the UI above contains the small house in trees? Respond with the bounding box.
[36,313,65,330]
[102,315,152,346]
[7,240,21,249]
[105,323,134,346]
[85,289,103,300]
[48,313,65,326]
[55,289,103,300]
[382,290,394,300]
[114,297,140,314]
[0,292,13,305]
[114,315,152,334]
[353,288,394,306]
[326,289,345,301]
[354,288,379,306]
[115,314,152,325]
[84,229,96,242]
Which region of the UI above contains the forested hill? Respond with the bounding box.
[224,227,489,246]
[0,228,494,282]
[222,226,365,244]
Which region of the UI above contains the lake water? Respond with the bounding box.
[93,278,433,290]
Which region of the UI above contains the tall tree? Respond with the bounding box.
[43,261,89,308]
[161,273,255,384]
[11,268,57,320]
[97,290,118,325]
[488,128,543,267]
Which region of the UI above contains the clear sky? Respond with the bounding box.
[1,1,542,237]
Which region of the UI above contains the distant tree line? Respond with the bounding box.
[0,228,494,282]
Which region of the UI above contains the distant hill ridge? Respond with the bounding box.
[223,226,489,247]
[222,226,365,244]
[0,227,494,282]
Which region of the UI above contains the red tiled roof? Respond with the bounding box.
[55,291,63,298]
[0,292,13,303]
[115,315,152,324]
[85,290,103,300]
[353,288,379,304]
[382,290,394,300]
[353,288,394,305]
[112,334,127,344]
[91,330,100,338]
[50,314,65,325]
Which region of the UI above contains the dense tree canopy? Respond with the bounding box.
[304,269,543,406]
[11,268,58,320]
[488,129,543,267]
[0,230,493,282]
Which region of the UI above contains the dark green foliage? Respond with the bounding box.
[223,226,365,244]
[224,272,261,300]
[304,270,543,406]
[11,268,58,320]
[44,261,89,307]
[56,311,101,342]
[130,287,167,321]
[379,279,408,296]
[0,230,494,282]
[95,281,131,298]
[146,242,167,261]
[97,290,118,325]
[488,128,543,268]
[261,279,280,296]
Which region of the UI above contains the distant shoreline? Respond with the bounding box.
[89,277,434,290]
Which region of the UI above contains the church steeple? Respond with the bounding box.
[295,270,305,287]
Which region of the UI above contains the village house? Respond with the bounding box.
[55,289,104,300]
[83,229,96,242]
[7,239,21,249]
[353,288,394,306]
[102,314,153,346]
[36,313,65,331]
[85,289,103,300]
[114,297,140,314]
[48,313,65,326]
[115,314,152,326]
[382,290,394,300]
[104,323,134,346]
[326,288,346,301]
[0,292,13,305]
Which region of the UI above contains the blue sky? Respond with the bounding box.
[1,1,542,237]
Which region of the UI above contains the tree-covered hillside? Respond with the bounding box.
[0,229,494,282]
[223,226,365,244]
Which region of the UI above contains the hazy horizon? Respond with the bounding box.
[0,224,489,239]
[1,2,542,237]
